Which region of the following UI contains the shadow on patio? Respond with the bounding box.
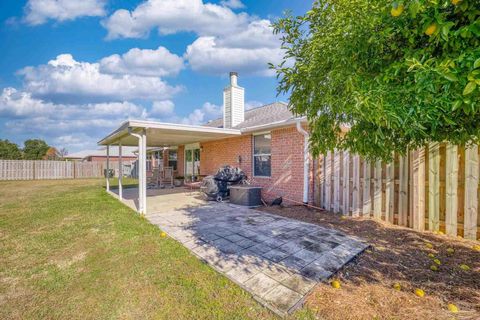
[110,186,368,316]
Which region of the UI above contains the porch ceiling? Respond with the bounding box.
[98,120,241,147]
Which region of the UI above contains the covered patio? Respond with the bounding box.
[98,120,241,214]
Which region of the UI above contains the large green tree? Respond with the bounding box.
[0,139,23,159]
[273,0,480,160]
[23,139,50,160]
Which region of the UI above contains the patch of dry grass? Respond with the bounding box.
[259,205,480,320]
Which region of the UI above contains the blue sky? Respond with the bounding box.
[0,0,311,153]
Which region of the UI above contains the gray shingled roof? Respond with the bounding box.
[204,102,295,129]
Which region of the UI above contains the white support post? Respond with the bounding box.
[106,145,110,192]
[138,135,144,214]
[129,129,144,214]
[142,129,148,215]
[118,142,123,200]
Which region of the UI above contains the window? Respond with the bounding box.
[168,150,177,170]
[253,133,271,177]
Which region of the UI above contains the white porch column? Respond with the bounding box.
[129,129,144,214]
[106,145,110,192]
[142,129,147,214]
[118,142,123,200]
[138,134,144,214]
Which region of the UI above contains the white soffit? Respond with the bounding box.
[98,120,241,147]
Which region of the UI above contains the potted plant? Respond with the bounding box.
[174,176,184,187]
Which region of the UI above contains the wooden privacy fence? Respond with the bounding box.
[0,160,105,180]
[316,144,480,240]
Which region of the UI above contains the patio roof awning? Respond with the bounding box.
[98,120,241,147]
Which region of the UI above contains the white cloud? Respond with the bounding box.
[0,87,146,151]
[18,54,181,103]
[220,0,245,9]
[102,0,250,39]
[101,0,284,76]
[0,87,144,119]
[24,0,107,25]
[185,36,282,76]
[150,100,175,116]
[216,20,279,49]
[147,101,222,125]
[180,101,222,125]
[99,47,184,77]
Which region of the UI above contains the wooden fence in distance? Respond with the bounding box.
[316,144,480,240]
[0,160,105,180]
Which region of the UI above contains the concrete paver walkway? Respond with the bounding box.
[111,188,368,315]
[143,198,368,315]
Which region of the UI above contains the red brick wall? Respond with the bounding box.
[200,135,252,177]
[197,125,315,204]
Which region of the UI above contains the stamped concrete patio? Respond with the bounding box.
[111,187,368,316]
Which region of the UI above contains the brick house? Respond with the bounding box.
[99,73,313,214]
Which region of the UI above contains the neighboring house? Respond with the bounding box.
[99,72,313,212]
[65,147,137,163]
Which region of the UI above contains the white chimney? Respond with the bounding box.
[223,72,244,128]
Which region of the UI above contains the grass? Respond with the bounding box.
[261,206,480,320]
[0,179,313,320]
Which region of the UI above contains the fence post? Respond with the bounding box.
[445,144,458,236]
[362,160,371,216]
[373,161,382,220]
[342,151,350,215]
[464,145,478,239]
[398,154,409,226]
[352,155,361,216]
[428,143,441,232]
[324,151,332,211]
[333,150,341,213]
[412,147,426,231]
[385,156,395,224]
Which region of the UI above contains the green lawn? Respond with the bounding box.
[0,179,313,320]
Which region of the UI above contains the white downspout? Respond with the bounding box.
[296,120,310,204]
[129,128,144,214]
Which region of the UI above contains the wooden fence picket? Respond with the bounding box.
[315,143,479,240]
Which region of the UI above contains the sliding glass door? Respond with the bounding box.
[185,147,200,179]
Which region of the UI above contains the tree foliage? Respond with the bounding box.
[273,0,480,160]
[23,139,50,160]
[0,139,23,159]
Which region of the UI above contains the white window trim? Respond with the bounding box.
[252,132,272,178]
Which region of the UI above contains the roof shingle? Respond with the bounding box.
[203,102,295,129]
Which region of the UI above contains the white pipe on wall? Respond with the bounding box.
[296,120,310,204]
